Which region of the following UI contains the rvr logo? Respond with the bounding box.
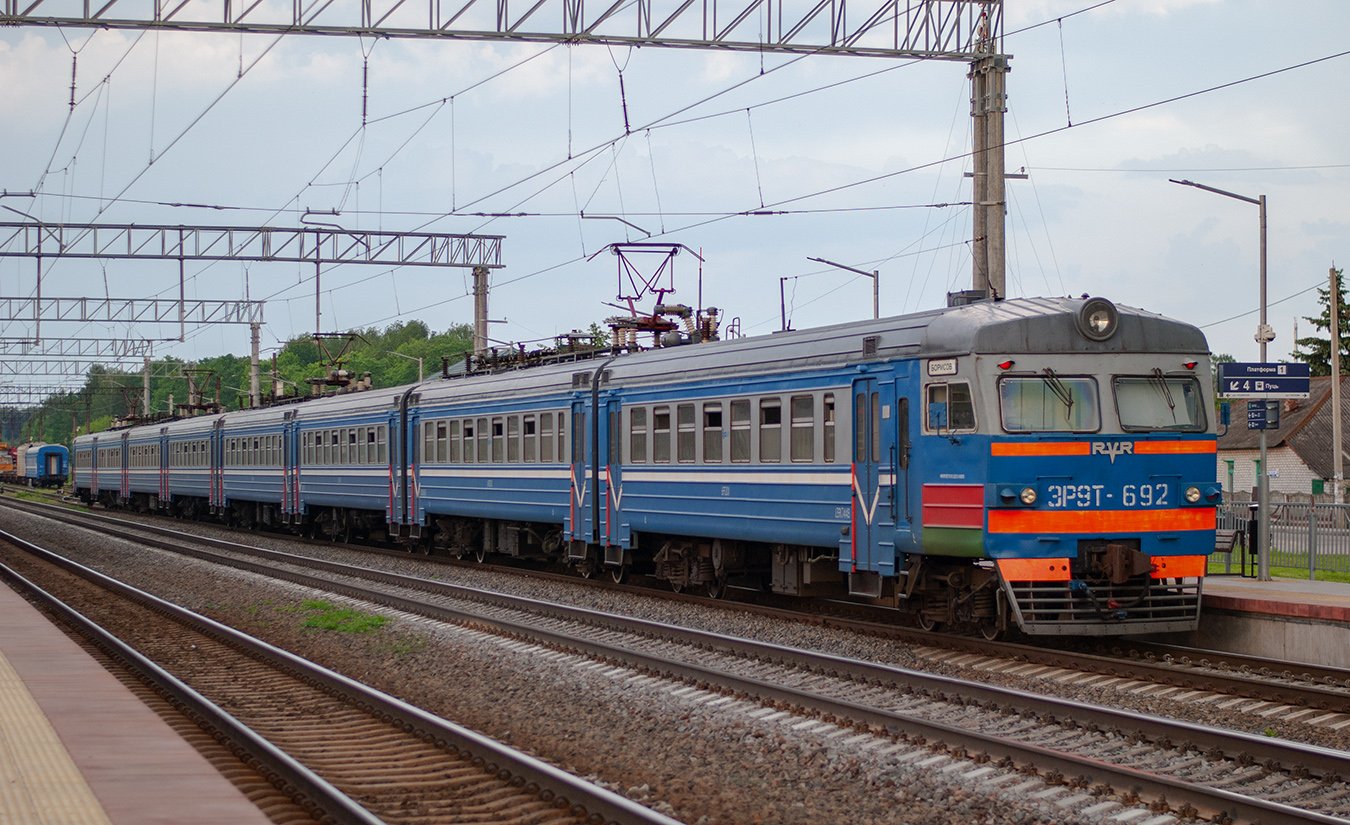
[1091,441,1133,463]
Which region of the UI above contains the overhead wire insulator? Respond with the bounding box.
[618,71,631,135]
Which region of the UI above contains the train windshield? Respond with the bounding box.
[997,375,1100,432]
[1113,374,1207,432]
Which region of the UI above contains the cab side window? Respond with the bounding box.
[926,382,976,432]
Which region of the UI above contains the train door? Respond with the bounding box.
[891,392,914,546]
[90,436,100,496]
[120,431,130,502]
[285,415,302,523]
[845,375,897,596]
[158,427,170,509]
[395,405,413,534]
[567,397,594,550]
[281,415,295,522]
[211,420,225,512]
[602,396,627,561]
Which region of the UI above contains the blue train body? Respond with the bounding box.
[73,296,1220,637]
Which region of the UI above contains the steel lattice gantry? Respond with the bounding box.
[0,0,1000,60]
[0,220,506,341]
[0,297,263,325]
[0,223,504,269]
[0,360,150,377]
[0,337,158,358]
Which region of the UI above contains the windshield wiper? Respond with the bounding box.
[1041,368,1075,416]
[1149,367,1177,414]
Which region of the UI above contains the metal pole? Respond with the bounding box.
[806,257,879,321]
[969,61,988,296]
[1332,265,1343,509]
[143,356,151,417]
[986,55,1008,300]
[476,266,488,355]
[314,254,322,336]
[1170,179,1272,580]
[779,277,788,332]
[1257,194,1270,581]
[250,322,261,409]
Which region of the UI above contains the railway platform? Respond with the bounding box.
[1182,575,1350,669]
[0,579,273,825]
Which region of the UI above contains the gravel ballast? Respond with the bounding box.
[5,505,1336,823]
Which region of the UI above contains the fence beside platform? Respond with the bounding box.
[1213,501,1350,580]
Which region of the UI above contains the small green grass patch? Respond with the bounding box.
[294,599,389,634]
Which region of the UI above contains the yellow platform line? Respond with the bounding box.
[0,651,113,825]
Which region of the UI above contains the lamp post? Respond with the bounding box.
[386,350,424,382]
[1170,178,1271,581]
[806,257,880,320]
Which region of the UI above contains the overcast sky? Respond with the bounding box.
[1,0,1346,384]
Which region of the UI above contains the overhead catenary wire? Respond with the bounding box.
[22,0,1345,364]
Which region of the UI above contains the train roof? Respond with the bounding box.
[920,296,1207,355]
[74,296,1208,441]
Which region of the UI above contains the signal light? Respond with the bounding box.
[998,360,1015,370]
[1183,361,1198,370]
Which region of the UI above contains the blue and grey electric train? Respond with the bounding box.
[74,296,1221,637]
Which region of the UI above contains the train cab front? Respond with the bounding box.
[977,298,1222,636]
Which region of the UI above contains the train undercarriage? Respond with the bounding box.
[74,492,1194,638]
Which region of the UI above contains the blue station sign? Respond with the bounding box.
[1219,362,1311,399]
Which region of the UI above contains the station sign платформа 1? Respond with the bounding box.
[1218,362,1311,399]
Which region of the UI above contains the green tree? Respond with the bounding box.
[1291,268,1349,376]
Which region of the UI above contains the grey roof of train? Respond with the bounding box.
[77,296,1207,443]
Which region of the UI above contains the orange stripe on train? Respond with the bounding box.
[990,442,1089,457]
[1132,440,1217,455]
[991,440,1215,457]
[996,555,1207,581]
[988,507,1216,534]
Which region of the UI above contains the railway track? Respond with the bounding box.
[4,499,1347,824]
[11,496,1348,719]
[0,528,680,825]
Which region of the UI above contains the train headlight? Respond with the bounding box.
[1019,486,1037,505]
[1075,297,1119,342]
[1184,485,1202,504]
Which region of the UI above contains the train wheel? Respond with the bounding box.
[916,611,940,632]
[703,575,727,600]
[474,545,488,564]
[978,623,1002,641]
[577,558,597,579]
[609,565,627,584]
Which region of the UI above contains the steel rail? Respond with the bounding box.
[0,526,683,825]
[7,502,1345,824]
[16,495,1349,711]
[0,559,382,825]
[1101,638,1350,692]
